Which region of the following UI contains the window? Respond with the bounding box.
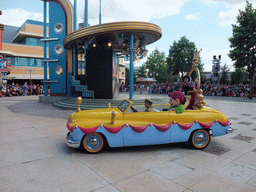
[30,38,37,46]
[12,57,42,67]
[36,59,42,67]
[15,57,27,66]
[20,37,42,46]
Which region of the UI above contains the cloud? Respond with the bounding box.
[185,13,200,20]
[1,9,43,26]
[218,3,245,26]
[76,0,187,26]
[202,0,247,5]
[2,0,187,27]
[218,1,256,26]
[200,0,255,26]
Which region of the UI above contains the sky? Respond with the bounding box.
[0,0,255,72]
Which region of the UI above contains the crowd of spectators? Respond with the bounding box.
[0,82,44,98]
[1,81,255,98]
[121,82,256,98]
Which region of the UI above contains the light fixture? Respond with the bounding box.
[54,23,63,34]
[54,44,64,55]
[55,66,63,76]
[93,44,96,47]
[108,42,112,47]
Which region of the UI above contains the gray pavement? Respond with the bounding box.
[0,93,256,192]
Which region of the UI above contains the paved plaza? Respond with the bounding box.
[0,93,256,192]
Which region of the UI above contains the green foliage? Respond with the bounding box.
[166,36,204,80]
[125,67,136,85]
[137,64,147,78]
[145,48,167,83]
[125,67,130,85]
[220,63,231,84]
[229,1,256,72]
[229,1,256,98]
[230,68,249,84]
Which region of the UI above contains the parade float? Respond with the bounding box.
[65,50,232,153]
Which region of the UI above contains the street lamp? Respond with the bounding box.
[26,69,36,95]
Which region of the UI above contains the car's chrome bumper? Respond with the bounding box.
[66,132,80,148]
[227,128,233,134]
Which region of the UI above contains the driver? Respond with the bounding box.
[144,98,154,112]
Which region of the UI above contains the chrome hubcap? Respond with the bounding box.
[89,138,98,147]
[196,134,204,142]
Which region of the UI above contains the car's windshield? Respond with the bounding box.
[117,100,130,112]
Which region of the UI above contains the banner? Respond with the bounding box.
[0,54,11,73]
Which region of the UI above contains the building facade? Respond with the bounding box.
[0,20,50,85]
[0,19,126,92]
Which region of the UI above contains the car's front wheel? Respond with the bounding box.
[189,129,210,149]
[82,133,104,153]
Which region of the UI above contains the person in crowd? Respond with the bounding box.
[0,83,3,97]
[23,82,28,96]
[11,88,18,96]
[6,85,12,97]
[32,84,36,95]
[1,84,6,97]
[140,84,143,94]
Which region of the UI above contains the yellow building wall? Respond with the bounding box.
[9,66,46,75]
[20,23,49,36]
[2,43,46,58]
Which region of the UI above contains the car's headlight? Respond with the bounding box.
[227,128,233,134]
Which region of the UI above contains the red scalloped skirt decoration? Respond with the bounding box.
[218,120,230,127]
[67,119,230,134]
[154,123,172,132]
[79,126,99,134]
[177,122,194,130]
[199,121,214,129]
[103,125,124,133]
[66,119,71,131]
[69,126,74,132]
[130,125,149,133]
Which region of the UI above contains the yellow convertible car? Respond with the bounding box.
[66,49,232,153]
[66,98,232,153]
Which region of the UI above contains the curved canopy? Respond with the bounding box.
[64,21,162,56]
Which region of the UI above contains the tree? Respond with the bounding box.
[167,36,204,81]
[145,48,167,83]
[230,68,243,84]
[125,67,136,85]
[220,63,231,84]
[229,1,256,99]
[230,68,249,84]
[125,67,130,85]
[137,64,147,78]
